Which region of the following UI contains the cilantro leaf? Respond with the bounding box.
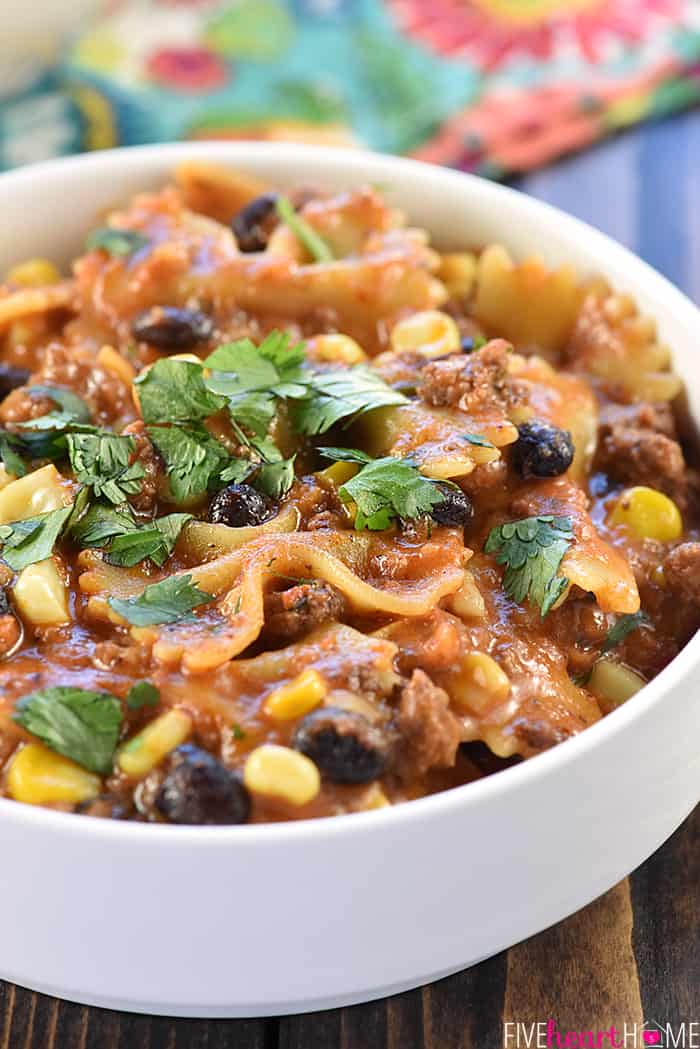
[106,513,191,568]
[66,432,145,504]
[484,515,574,617]
[219,458,254,485]
[275,196,334,263]
[0,432,27,477]
[291,367,407,435]
[108,574,213,626]
[256,455,296,498]
[147,424,229,504]
[0,503,74,572]
[26,385,91,424]
[85,227,150,258]
[600,611,650,655]
[135,359,225,425]
[205,332,307,436]
[126,682,160,710]
[68,501,138,548]
[13,686,122,774]
[318,446,373,465]
[339,456,444,530]
[462,433,495,449]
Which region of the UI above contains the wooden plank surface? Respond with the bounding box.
[1,110,699,1047]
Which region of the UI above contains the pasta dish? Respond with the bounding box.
[0,162,697,823]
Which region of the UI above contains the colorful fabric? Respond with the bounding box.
[1,0,699,175]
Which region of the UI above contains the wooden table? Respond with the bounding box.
[2,110,699,1048]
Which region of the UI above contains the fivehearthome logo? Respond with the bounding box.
[503,1019,700,1048]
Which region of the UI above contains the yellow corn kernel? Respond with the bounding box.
[13,558,70,626]
[243,744,320,806]
[316,460,359,487]
[7,742,101,806]
[0,464,70,525]
[118,709,192,778]
[609,486,682,542]
[264,668,327,721]
[390,310,460,359]
[307,333,367,365]
[96,344,136,385]
[7,258,61,287]
[588,658,645,706]
[438,252,477,300]
[451,652,511,714]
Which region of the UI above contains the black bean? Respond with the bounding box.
[460,335,476,353]
[0,364,31,400]
[208,483,277,527]
[0,589,9,616]
[155,744,250,825]
[292,706,388,784]
[431,483,474,527]
[231,193,279,252]
[131,306,214,350]
[512,420,575,478]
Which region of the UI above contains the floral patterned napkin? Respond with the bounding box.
[1,0,699,175]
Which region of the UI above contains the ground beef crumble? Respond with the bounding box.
[393,668,462,778]
[664,542,700,603]
[596,401,687,505]
[263,581,346,644]
[418,339,528,415]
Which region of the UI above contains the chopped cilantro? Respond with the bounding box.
[68,501,138,548]
[85,227,150,258]
[338,456,444,530]
[106,513,191,568]
[256,455,296,498]
[275,196,334,264]
[0,432,27,477]
[231,723,246,741]
[291,366,407,435]
[108,574,213,626]
[26,386,91,424]
[66,432,145,504]
[14,685,122,774]
[600,611,649,655]
[205,331,306,436]
[484,515,574,617]
[0,503,74,572]
[318,446,373,465]
[147,424,230,504]
[135,359,225,425]
[462,433,495,449]
[126,682,160,711]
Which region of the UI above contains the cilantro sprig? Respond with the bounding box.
[66,432,145,505]
[321,447,445,531]
[484,515,574,617]
[108,574,213,626]
[291,367,407,435]
[14,686,122,774]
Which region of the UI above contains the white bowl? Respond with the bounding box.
[0,143,698,1018]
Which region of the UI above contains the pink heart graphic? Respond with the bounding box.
[643,1032,661,1045]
